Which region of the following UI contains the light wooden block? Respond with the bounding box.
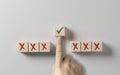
[18,42,28,52]
[29,42,39,52]
[81,41,91,52]
[40,42,50,52]
[92,41,102,52]
[54,26,65,36]
[70,41,80,52]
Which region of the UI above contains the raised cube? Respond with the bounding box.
[54,26,65,36]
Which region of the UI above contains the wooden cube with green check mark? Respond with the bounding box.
[55,26,65,36]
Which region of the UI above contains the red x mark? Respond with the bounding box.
[30,43,36,51]
[94,43,100,50]
[19,43,25,50]
[41,43,47,50]
[83,43,89,50]
[72,43,78,50]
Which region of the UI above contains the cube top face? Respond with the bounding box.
[29,42,39,52]
[40,42,50,52]
[81,41,91,52]
[18,42,28,52]
[92,41,102,52]
[70,41,80,52]
[54,26,65,37]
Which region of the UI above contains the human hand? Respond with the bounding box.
[51,37,82,75]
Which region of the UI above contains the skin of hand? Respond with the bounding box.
[51,37,82,75]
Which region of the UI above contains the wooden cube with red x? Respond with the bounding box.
[29,42,39,52]
[70,41,80,52]
[92,41,102,52]
[18,42,28,52]
[54,26,65,37]
[81,41,91,52]
[40,42,50,52]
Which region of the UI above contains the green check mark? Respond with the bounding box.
[56,27,64,34]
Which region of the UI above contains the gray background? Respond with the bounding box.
[0,0,120,75]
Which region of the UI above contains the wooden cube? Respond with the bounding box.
[81,41,91,52]
[92,41,102,52]
[40,42,50,52]
[70,41,80,52]
[54,26,65,36]
[18,42,28,52]
[29,42,39,52]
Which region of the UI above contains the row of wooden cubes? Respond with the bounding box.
[18,42,50,52]
[18,41,102,53]
[70,41,103,52]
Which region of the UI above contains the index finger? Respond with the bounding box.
[55,37,63,67]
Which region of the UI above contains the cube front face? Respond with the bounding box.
[81,41,92,52]
[18,42,28,52]
[71,41,80,52]
[29,42,39,52]
[92,41,102,52]
[55,26,65,36]
[40,42,50,52]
